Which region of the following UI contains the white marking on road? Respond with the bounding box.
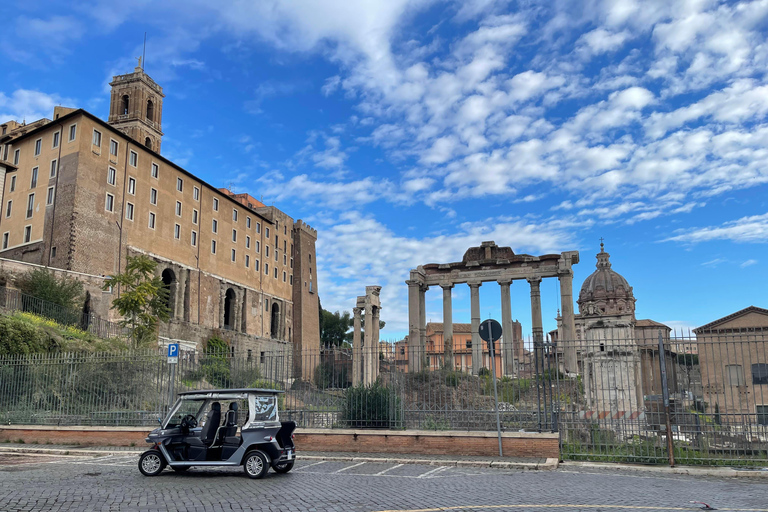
[417,466,448,478]
[295,460,327,471]
[334,462,366,473]
[374,463,403,475]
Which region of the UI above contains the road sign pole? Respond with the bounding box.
[486,319,503,457]
[168,363,176,412]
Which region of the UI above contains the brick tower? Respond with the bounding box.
[108,61,165,152]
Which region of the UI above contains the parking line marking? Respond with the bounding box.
[334,462,366,473]
[417,466,448,478]
[374,464,403,476]
[296,460,327,471]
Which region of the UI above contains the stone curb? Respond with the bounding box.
[0,447,558,470]
[560,461,768,479]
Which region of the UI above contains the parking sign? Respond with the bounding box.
[167,343,179,364]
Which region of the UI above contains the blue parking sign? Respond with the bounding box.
[168,343,179,358]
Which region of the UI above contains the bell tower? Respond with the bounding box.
[108,61,165,152]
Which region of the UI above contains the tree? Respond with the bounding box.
[320,309,353,347]
[17,268,84,310]
[103,255,170,347]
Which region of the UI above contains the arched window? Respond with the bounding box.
[224,288,236,330]
[270,302,280,339]
[146,99,154,122]
[121,95,129,115]
[161,269,176,318]
[145,137,152,149]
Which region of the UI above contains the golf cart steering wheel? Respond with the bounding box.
[181,414,198,429]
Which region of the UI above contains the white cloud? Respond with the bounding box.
[741,259,758,268]
[0,89,74,123]
[665,212,768,244]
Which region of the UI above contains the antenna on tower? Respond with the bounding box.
[142,32,147,70]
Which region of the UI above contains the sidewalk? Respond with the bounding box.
[0,442,556,470]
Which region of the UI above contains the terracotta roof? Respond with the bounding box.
[694,306,768,333]
[636,319,670,328]
[426,322,472,333]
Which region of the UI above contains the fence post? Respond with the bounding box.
[658,330,675,467]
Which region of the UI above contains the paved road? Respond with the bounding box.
[1,452,767,512]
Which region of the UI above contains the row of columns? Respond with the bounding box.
[407,271,576,375]
[352,286,382,386]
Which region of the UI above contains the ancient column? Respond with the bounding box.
[559,270,578,374]
[370,306,381,383]
[363,303,374,385]
[441,283,454,368]
[419,285,427,350]
[469,281,482,375]
[407,280,422,372]
[529,277,543,379]
[352,307,363,386]
[498,278,513,376]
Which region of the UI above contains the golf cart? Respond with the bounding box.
[139,388,296,479]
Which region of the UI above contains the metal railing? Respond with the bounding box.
[0,286,126,339]
[0,331,766,466]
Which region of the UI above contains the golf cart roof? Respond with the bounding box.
[178,388,284,397]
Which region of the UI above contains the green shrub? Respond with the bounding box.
[342,381,401,428]
[0,314,58,355]
[313,361,350,389]
[478,367,491,377]
[16,268,84,311]
[199,336,230,387]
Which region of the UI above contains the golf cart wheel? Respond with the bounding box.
[171,466,190,472]
[138,450,166,476]
[243,450,269,479]
[272,461,294,474]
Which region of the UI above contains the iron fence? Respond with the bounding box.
[0,286,126,339]
[0,330,766,467]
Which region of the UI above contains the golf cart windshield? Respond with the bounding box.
[164,398,206,429]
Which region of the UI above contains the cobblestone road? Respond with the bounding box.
[1,453,767,512]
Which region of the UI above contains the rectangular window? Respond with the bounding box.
[246,236,250,249]
[26,194,34,218]
[46,186,55,206]
[151,162,159,179]
[176,201,182,217]
[68,124,77,141]
[110,139,118,156]
[283,254,287,265]
[50,247,56,258]
[128,177,136,195]
[31,167,39,188]
[2,232,8,250]
[265,246,270,257]
[191,230,197,247]
[174,224,181,240]
[13,149,20,166]
[726,364,745,386]
[289,275,293,285]
[266,227,270,238]
[105,193,114,212]
[254,259,260,272]
[5,201,11,218]
[211,240,217,254]
[148,211,156,229]
[231,249,236,262]
[758,405,768,426]
[256,240,260,253]
[10,175,15,192]
[192,209,198,225]
[283,271,286,282]
[50,159,57,178]
[107,167,116,186]
[126,202,134,221]
[150,188,157,205]
[256,222,261,234]
[193,186,200,201]
[212,219,218,234]
[52,131,60,149]
[233,209,238,221]
[246,217,251,228]
[176,177,183,192]
[213,198,219,211]
[24,226,31,243]
[275,248,278,261]
[232,229,237,242]
[92,130,102,147]
[245,254,250,268]
[129,150,137,167]
[274,267,278,279]
[752,364,768,385]
[265,263,269,275]
[34,138,42,156]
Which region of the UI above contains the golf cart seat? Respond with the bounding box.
[200,402,221,446]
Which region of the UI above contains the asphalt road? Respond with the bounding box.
[1,452,767,512]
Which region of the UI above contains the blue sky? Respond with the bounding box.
[2,0,768,341]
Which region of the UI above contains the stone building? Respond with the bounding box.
[0,65,320,371]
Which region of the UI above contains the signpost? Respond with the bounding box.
[479,318,503,457]
[167,343,179,411]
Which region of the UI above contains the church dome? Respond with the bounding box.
[577,243,636,318]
